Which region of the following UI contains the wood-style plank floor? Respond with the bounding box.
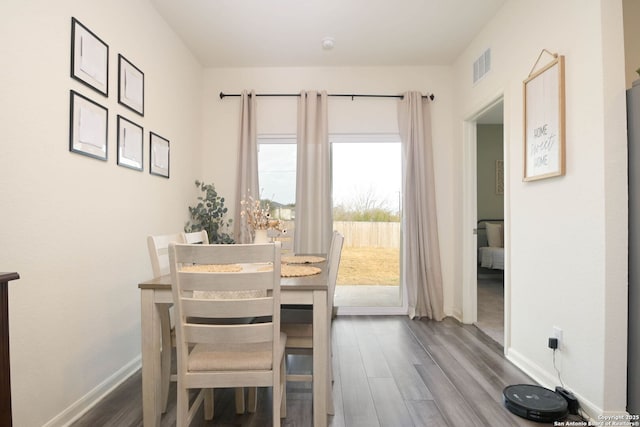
[71,316,578,426]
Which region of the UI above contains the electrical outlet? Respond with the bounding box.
[552,326,563,349]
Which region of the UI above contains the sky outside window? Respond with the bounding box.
[258,139,401,212]
[332,142,401,214]
[258,143,296,205]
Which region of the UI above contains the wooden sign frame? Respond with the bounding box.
[523,54,565,181]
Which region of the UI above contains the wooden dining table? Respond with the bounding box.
[138,258,329,427]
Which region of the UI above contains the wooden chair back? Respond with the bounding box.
[269,224,293,254]
[181,230,209,245]
[168,242,285,425]
[147,233,184,277]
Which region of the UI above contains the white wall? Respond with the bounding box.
[453,0,628,418]
[477,125,504,220]
[0,1,203,425]
[200,66,457,313]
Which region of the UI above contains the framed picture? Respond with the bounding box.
[523,54,565,181]
[118,54,144,116]
[150,132,170,178]
[69,90,108,161]
[117,115,143,171]
[70,17,109,96]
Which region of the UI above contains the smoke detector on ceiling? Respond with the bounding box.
[321,37,335,50]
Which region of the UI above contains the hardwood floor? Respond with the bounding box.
[476,271,505,345]
[72,316,580,426]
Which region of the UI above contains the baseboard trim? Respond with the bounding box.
[336,305,408,315]
[506,347,603,420]
[43,356,141,427]
[450,308,463,323]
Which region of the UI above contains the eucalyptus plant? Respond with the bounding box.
[185,180,234,244]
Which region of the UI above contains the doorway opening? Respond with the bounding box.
[475,105,505,345]
[331,134,406,315]
[258,134,407,315]
[462,98,507,347]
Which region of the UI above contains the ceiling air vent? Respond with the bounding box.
[473,48,491,84]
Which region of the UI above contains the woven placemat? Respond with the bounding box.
[281,255,326,264]
[258,264,321,277]
[281,264,321,277]
[181,264,243,273]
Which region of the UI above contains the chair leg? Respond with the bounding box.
[176,385,189,427]
[327,350,334,415]
[234,387,245,414]
[159,305,172,413]
[204,389,214,420]
[280,356,287,418]
[327,384,334,415]
[327,335,335,415]
[247,387,258,413]
[273,370,281,426]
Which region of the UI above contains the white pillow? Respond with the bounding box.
[486,222,503,248]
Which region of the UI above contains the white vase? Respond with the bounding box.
[253,229,269,244]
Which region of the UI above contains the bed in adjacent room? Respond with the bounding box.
[478,219,504,270]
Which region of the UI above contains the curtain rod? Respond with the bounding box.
[219,91,435,101]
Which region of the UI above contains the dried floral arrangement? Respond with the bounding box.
[240,193,286,232]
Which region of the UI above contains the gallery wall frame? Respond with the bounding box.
[523,51,566,181]
[70,17,109,97]
[150,132,170,178]
[118,54,144,116]
[117,115,144,171]
[69,90,108,161]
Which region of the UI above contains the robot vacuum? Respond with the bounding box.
[503,384,569,423]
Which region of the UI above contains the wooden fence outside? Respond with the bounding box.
[333,221,400,248]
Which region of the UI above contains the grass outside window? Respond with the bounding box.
[337,246,399,286]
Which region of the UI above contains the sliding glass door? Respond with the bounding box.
[258,134,405,314]
[331,135,403,313]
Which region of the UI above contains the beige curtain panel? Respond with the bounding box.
[294,90,333,254]
[234,90,259,244]
[398,91,444,320]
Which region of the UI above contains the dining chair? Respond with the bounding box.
[280,231,344,414]
[147,232,184,413]
[267,221,293,254]
[148,233,184,277]
[181,230,209,245]
[148,232,251,414]
[169,242,287,427]
[182,228,259,412]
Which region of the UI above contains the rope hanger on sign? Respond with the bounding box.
[528,49,559,77]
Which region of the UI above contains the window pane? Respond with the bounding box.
[332,142,401,217]
[332,141,401,296]
[258,142,296,219]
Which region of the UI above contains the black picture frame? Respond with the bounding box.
[70,17,109,97]
[117,115,144,171]
[118,54,144,116]
[150,132,170,178]
[69,90,108,161]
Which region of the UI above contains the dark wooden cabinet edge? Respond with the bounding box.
[1,272,19,427]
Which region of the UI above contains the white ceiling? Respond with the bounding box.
[150,0,506,68]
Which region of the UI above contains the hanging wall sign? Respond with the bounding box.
[523,51,565,181]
